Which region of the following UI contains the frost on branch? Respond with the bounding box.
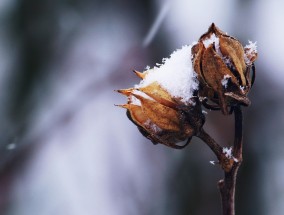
[222,147,238,162]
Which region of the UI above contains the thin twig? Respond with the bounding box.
[197,128,223,161]
[197,105,243,215]
[232,106,243,161]
[218,106,243,215]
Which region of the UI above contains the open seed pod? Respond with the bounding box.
[116,46,205,149]
[192,23,257,114]
[117,81,204,149]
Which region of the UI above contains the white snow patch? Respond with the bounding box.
[240,85,245,93]
[198,96,207,102]
[202,33,223,57]
[221,74,231,89]
[223,147,233,158]
[245,40,257,53]
[222,147,238,162]
[202,110,208,114]
[209,161,216,165]
[136,45,199,104]
[202,33,219,48]
[145,65,150,70]
[202,34,235,68]
[244,41,257,64]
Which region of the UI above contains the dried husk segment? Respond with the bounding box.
[191,23,257,114]
[117,77,204,148]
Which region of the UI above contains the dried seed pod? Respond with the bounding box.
[117,83,204,149]
[116,46,205,149]
[192,23,257,114]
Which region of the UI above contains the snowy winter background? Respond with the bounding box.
[0,0,283,215]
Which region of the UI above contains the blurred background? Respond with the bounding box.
[0,0,283,214]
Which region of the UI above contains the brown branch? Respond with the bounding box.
[218,105,243,215]
[232,106,243,161]
[197,128,223,161]
[197,105,243,215]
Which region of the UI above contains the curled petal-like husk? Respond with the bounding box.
[201,44,239,90]
[192,23,257,114]
[219,36,246,86]
[117,81,204,148]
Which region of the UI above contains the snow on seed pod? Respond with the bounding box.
[116,46,204,149]
[192,23,257,114]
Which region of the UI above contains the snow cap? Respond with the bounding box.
[136,45,199,104]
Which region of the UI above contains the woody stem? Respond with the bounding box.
[197,128,223,161]
[197,105,243,215]
[218,106,243,215]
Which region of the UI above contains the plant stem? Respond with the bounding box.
[197,105,243,215]
[218,164,240,215]
[232,106,243,161]
[197,128,223,162]
[218,106,243,215]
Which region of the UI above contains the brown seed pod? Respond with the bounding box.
[192,23,257,114]
[116,79,204,149]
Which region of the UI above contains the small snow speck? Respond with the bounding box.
[202,110,208,114]
[245,40,257,54]
[221,75,231,89]
[223,147,233,159]
[240,85,245,93]
[244,40,257,65]
[222,147,238,162]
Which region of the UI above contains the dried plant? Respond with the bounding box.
[116,23,257,215]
